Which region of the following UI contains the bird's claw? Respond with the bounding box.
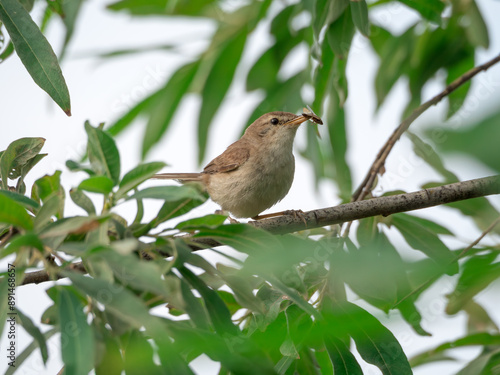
[283,209,308,226]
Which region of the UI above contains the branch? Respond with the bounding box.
[20,175,500,286]
[352,53,500,202]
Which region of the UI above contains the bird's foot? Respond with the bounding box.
[215,210,240,224]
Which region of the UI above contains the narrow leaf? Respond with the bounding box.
[0,0,71,114]
[0,193,33,230]
[116,161,166,199]
[85,122,121,184]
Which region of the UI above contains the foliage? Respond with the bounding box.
[1,0,500,374]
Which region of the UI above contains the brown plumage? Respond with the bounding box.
[154,110,321,218]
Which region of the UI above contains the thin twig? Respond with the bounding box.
[18,175,500,286]
[352,53,500,203]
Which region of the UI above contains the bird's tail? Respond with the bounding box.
[153,173,203,182]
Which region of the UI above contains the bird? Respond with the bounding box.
[153,109,322,219]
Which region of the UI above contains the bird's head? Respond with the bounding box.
[245,111,313,144]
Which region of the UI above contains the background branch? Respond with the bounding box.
[351,54,500,202]
[20,175,500,286]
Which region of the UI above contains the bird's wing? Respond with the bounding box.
[203,144,250,174]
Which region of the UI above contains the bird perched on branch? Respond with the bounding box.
[154,108,322,219]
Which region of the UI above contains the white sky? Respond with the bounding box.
[1,0,500,374]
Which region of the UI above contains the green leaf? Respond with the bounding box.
[123,330,163,374]
[326,7,355,59]
[444,197,500,234]
[1,232,43,257]
[116,161,166,199]
[175,214,227,230]
[463,0,489,48]
[4,328,58,375]
[0,39,14,62]
[0,193,33,230]
[107,88,163,136]
[40,215,109,238]
[56,287,95,375]
[16,309,49,364]
[127,185,205,202]
[391,212,453,236]
[457,349,500,375]
[33,193,63,230]
[407,132,458,183]
[0,137,45,189]
[396,0,444,25]
[85,122,121,184]
[78,176,114,195]
[198,27,247,164]
[179,266,238,335]
[350,0,369,36]
[0,0,71,114]
[426,110,500,173]
[324,334,363,375]
[31,170,64,204]
[0,190,39,210]
[142,62,199,157]
[327,302,413,375]
[445,50,474,119]
[446,254,500,315]
[69,188,96,215]
[390,213,457,272]
[150,188,208,227]
[107,0,217,17]
[410,333,500,367]
[59,0,84,58]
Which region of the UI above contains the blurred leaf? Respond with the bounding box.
[70,188,96,215]
[0,137,45,189]
[457,349,500,375]
[0,0,71,115]
[1,232,43,257]
[142,62,199,157]
[40,215,109,237]
[397,0,444,25]
[60,0,84,58]
[410,333,500,367]
[34,193,63,230]
[446,253,500,315]
[176,214,227,230]
[179,266,238,335]
[372,25,414,108]
[463,0,489,48]
[313,0,349,41]
[0,40,14,62]
[390,213,457,272]
[78,176,114,195]
[128,185,205,202]
[327,67,352,200]
[16,309,49,364]
[246,6,303,91]
[326,7,355,59]
[150,187,208,227]
[391,212,453,236]
[426,110,500,173]
[107,0,217,16]
[0,193,33,230]
[123,330,162,375]
[350,0,369,36]
[323,334,363,375]
[326,301,412,375]
[407,132,458,183]
[4,328,58,375]
[56,286,95,375]
[85,122,121,185]
[464,301,499,334]
[31,170,64,204]
[95,333,123,375]
[445,49,474,118]
[116,161,166,199]
[444,196,500,235]
[0,190,39,210]
[107,88,163,136]
[198,27,247,164]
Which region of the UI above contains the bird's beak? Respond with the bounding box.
[284,114,312,127]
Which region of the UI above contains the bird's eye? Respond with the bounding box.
[271,118,279,125]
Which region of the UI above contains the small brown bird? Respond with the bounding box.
[154,109,322,219]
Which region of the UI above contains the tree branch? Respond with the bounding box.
[19,175,500,286]
[352,54,500,202]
